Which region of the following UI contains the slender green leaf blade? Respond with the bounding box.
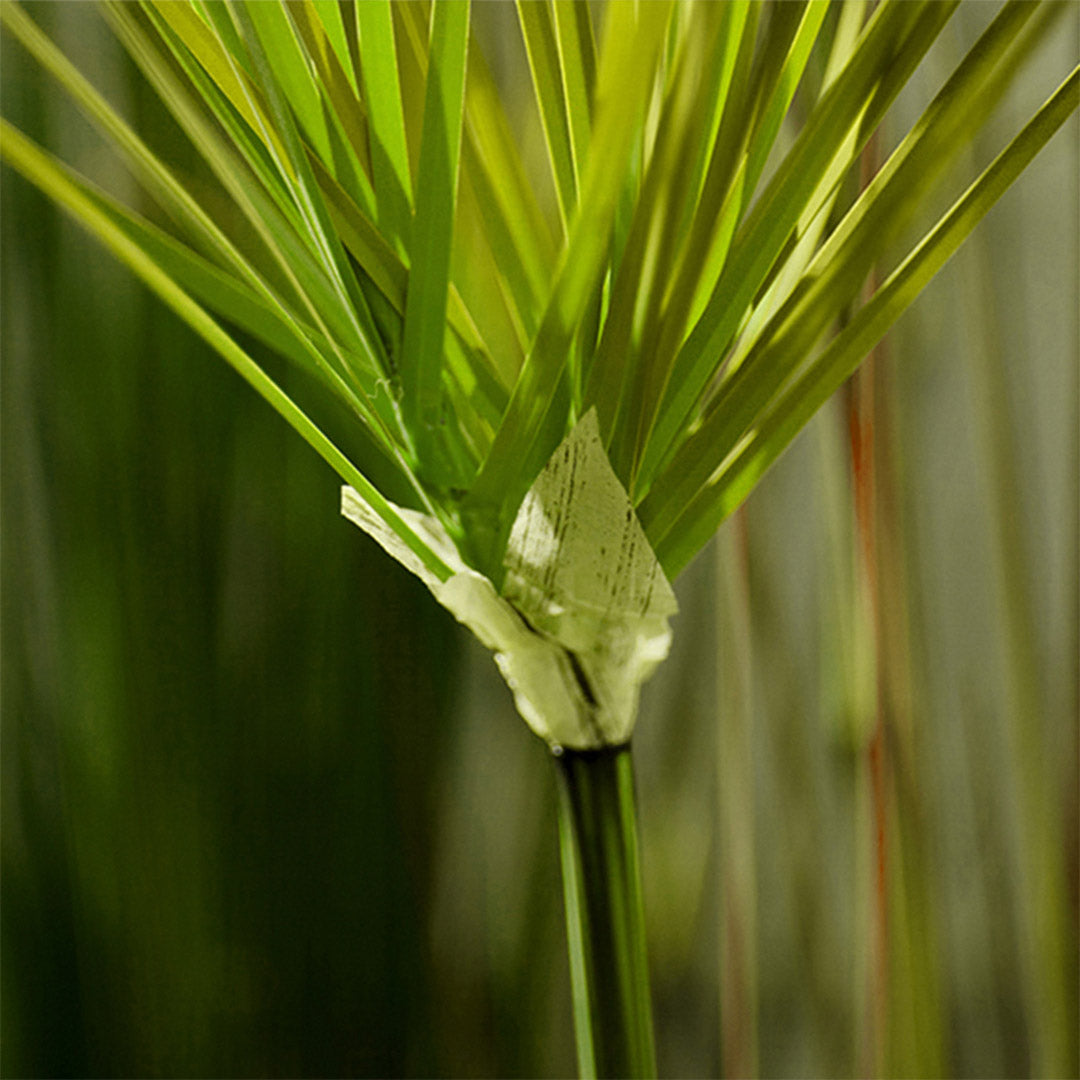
[243,0,335,165]
[584,2,725,454]
[147,0,274,145]
[229,0,392,383]
[672,0,752,253]
[287,1,376,192]
[35,153,337,383]
[517,0,577,230]
[742,0,831,206]
[400,0,471,470]
[355,0,414,244]
[109,2,388,404]
[311,0,358,95]
[552,0,596,190]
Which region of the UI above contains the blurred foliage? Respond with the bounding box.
[2,4,1077,1078]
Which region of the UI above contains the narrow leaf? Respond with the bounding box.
[400,0,471,471]
[229,0,392,383]
[517,0,577,230]
[311,0,358,95]
[287,1,375,187]
[552,0,596,192]
[242,0,335,165]
[355,0,414,245]
[108,3,388,404]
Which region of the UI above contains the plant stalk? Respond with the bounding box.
[553,744,657,1079]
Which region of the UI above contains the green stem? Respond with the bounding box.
[553,744,657,1079]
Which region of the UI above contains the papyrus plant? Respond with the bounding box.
[2,1,1075,1074]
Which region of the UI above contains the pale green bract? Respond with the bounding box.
[342,410,677,750]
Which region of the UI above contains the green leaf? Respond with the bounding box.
[104,1,443,482]
[516,0,577,231]
[286,1,375,192]
[583,1,729,461]
[400,0,471,474]
[735,0,1060,371]
[392,0,552,358]
[107,3,390,410]
[460,40,556,334]
[312,152,510,443]
[12,0,334,389]
[137,1,316,222]
[242,0,335,165]
[22,146,341,386]
[730,0,869,365]
[552,0,596,186]
[146,0,275,147]
[355,0,414,246]
[671,0,752,254]
[149,0,376,225]
[227,0,394,388]
[312,152,409,311]
[310,0,358,96]
[1,2,245,267]
[596,0,759,488]
[655,0,760,345]
[745,2,831,202]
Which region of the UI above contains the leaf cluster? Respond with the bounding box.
[2,0,1075,581]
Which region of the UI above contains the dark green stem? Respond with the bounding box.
[553,744,657,1079]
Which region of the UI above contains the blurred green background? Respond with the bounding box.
[2,4,1077,1077]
